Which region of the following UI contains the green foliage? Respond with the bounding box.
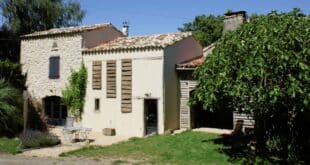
[62,63,87,120]
[192,9,310,162]
[0,137,21,154]
[19,130,60,149]
[0,79,22,135]
[179,14,223,47]
[0,60,25,90]
[1,0,85,34]
[0,31,20,62]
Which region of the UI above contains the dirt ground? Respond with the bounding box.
[21,127,130,158]
[0,154,141,165]
[0,154,118,165]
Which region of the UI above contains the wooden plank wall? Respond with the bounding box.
[92,61,102,90]
[121,59,132,113]
[180,80,198,128]
[106,60,117,98]
[179,79,255,130]
[233,112,255,130]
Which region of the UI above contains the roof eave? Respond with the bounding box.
[176,67,197,70]
[82,45,164,55]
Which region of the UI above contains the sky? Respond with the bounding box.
[78,0,310,36]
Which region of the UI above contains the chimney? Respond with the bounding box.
[223,11,247,34]
[122,21,129,36]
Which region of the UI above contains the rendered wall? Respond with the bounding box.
[82,49,164,137]
[163,36,202,131]
[82,27,123,49]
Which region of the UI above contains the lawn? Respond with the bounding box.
[61,131,232,165]
[0,137,21,154]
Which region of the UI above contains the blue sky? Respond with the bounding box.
[78,0,310,36]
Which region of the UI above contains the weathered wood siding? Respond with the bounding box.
[92,61,102,90]
[106,60,116,98]
[180,80,198,129]
[179,77,255,130]
[121,59,132,113]
[233,112,255,130]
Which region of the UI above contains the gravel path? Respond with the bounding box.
[21,127,130,158]
[0,154,130,165]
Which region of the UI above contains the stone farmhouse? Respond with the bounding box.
[21,23,202,137]
[21,11,253,137]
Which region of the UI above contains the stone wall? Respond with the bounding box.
[20,34,83,105]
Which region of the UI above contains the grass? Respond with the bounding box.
[0,137,21,154]
[61,131,232,165]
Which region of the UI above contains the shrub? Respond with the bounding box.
[19,130,60,149]
[0,79,22,135]
[62,63,87,120]
[0,137,21,154]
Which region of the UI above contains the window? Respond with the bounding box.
[106,60,116,98]
[92,61,102,89]
[121,59,132,113]
[49,56,60,79]
[95,98,100,111]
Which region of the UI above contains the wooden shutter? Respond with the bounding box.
[121,59,132,113]
[92,61,102,90]
[106,60,116,98]
[49,56,60,79]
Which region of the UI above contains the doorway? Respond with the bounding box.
[144,99,158,135]
[44,96,67,125]
[190,91,233,129]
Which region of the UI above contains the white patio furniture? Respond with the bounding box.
[62,118,92,142]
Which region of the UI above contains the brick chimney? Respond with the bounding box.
[223,11,247,34]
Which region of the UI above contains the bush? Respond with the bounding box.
[19,130,60,149]
[0,137,21,154]
[0,79,23,135]
[62,63,87,120]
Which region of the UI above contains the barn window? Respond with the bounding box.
[92,61,102,90]
[49,56,60,79]
[121,59,132,113]
[106,60,116,98]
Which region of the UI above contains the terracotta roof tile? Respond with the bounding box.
[84,32,192,52]
[22,23,116,38]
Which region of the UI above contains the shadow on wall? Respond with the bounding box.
[26,98,48,132]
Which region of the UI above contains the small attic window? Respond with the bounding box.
[52,42,58,50]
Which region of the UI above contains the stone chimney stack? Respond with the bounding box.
[122,21,129,36]
[223,11,247,34]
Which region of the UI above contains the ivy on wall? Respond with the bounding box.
[61,63,87,120]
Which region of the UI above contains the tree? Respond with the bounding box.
[0,30,20,62]
[192,9,309,162]
[0,79,22,135]
[1,0,85,35]
[0,60,25,90]
[61,63,87,120]
[179,14,223,47]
